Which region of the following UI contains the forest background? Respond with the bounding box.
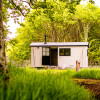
[2,0,100,66]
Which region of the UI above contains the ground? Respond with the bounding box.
[73,78,100,100]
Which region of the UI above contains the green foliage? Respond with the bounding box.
[65,0,81,14]
[88,39,100,65]
[7,0,100,66]
[75,3,97,23]
[2,0,9,22]
[89,0,95,4]
[0,66,94,100]
[2,0,10,38]
[73,68,100,79]
[8,0,76,61]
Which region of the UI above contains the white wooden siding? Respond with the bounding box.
[58,46,88,68]
[31,46,88,68]
[31,47,42,67]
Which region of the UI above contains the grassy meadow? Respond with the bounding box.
[1,64,100,100]
[73,68,100,79]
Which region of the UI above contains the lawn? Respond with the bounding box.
[1,65,99,100]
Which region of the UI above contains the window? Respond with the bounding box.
[59,48,71,56]
[42,47,50,56]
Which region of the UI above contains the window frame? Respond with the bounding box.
[42,47,50,56]
[59,48,71,56]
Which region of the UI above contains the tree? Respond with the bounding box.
[89,0,95,4]
[7,0,77,62]
[0,0,7,74]
[7,0,100,66]
[75,3,99,42]
[88,39,100,65]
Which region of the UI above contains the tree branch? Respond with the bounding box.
[9,0,25,16]
[20,0,33,9]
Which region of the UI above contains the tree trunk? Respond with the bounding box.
[0,0,7,74]
[84,23,89,42]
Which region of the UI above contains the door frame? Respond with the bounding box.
[50,47,58,66]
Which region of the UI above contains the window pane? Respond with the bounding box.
[60,48,70,56]
[45,48,49,52]
[43,48,46,51]
[43,52,46,56]
[43,51,49,56]
[43,48,49,52]
[65,49,70,56]
[45,52,49,56]
[60,49,64,56]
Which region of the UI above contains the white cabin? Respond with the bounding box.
[30,42,88,68]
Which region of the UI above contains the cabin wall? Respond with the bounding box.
[31,47,42,67]
[31,46,88,68]
[58,46,88,68]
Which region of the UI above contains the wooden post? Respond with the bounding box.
[78,62,80,71]
[76,60,80,72]
[76,60,78,72]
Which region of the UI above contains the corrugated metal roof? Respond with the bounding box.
[30,42,89,47]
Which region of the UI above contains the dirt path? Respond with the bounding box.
[73,78,100,100]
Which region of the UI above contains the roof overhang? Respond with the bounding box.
[30,42,89,47]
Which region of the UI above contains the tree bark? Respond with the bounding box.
[84,23,89,42]
[0,0,7,74]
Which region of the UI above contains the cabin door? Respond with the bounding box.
[42,47,50,65]
[50,48,58,66]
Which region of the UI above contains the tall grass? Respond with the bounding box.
[73,68,100,79]
[0,65,94,100]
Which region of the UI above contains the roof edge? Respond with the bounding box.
[30,42,89,47]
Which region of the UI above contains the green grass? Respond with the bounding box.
[0,65,94,100]
[73,68,100,79]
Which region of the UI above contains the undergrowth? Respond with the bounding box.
[0,64,94,100]
[73,68,100,79]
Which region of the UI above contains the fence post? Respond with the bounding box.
[76,60,78,72]
[78,62,80,71]
[76,60,80,72]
